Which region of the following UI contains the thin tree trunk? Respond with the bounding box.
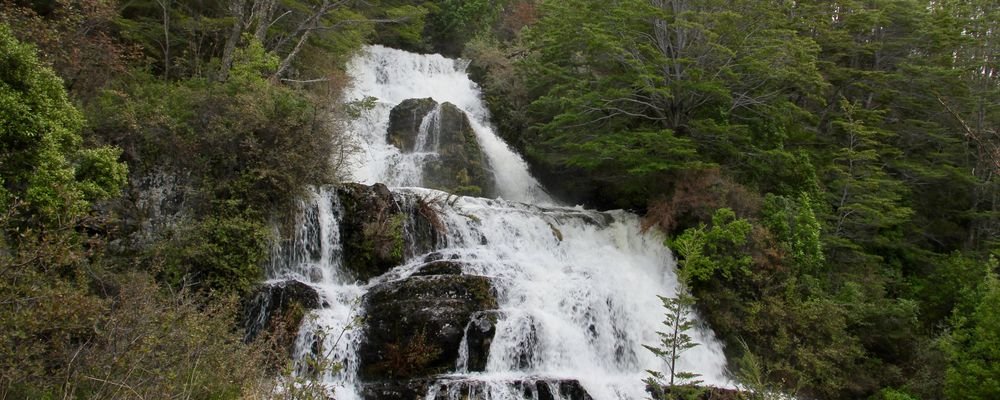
[271,0,336,81]
[157,0,171,79]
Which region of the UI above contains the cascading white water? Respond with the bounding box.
[344,46,552,205]
[268,45,731,400]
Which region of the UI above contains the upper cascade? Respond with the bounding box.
[386,98,497,197]
[261,45,733,400]
[344,45,551,204]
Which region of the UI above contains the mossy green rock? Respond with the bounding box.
[386,99,496,197]
[335,183,442,282]
[337,183,407,282]
[359,275,498,380]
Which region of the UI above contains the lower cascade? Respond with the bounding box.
[261,46,731,399]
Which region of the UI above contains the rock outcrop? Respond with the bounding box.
[358,273,498,380]
[463,310,500,372]
[386,98,496,197]
[336,183,439,282]
[387,98,439,152]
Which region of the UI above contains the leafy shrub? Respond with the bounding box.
[161,214,270,297]
[0,272,276,399]
[671,208,753,283]
[0,24,126,229]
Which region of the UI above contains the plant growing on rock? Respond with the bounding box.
[417,192,450,235]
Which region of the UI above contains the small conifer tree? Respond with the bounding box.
[644,292,702,395]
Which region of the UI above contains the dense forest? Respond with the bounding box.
[0,0,997,399]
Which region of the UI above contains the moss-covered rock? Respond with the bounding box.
[385,99,496,197]
[336,183,407,281]
[359,275,498,380]
[336,183,443,282]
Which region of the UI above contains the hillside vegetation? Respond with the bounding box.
[0,0,997,399]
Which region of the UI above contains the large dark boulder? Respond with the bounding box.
[386,99,496,197]
[410,259,464,276]
[337,183,404,282]
[360,378,436,400]
[336,183,445,282]
[359,275,498,380]
[387,98,439,152]
[646,385,744,400]
[242,279,321,352]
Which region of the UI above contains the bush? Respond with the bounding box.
[670,208,754,283]
[0,24,126,229]
[0,272,274,399]
[87,41,345,217]
[161,214,270,297]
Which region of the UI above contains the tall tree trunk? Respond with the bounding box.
[253,0,277,43]
[219,0,248,82]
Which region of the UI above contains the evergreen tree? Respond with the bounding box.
[644,293,702,390]
[943,262,1000,399]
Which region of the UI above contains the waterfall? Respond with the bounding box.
[267,45,731,400]
[344,46,551,205]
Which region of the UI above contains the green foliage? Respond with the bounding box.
[229,36,279,85]
[163,214,270,297]
[942,262,1000,400]
[515,0,826,208]
[0,271,274,399]
[872,388,919,400]
[88,48,339,216]
[734,338,798,400]
[762,193,824,273]
[0,24,126,228]
[822,100,914,265]
[644,293,702,391]
[671,208,753,283]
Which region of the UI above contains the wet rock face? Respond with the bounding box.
[464,310,500,372]
[426,378,594,400]
[360,378,435,400]
[242,279,320,351]
[388,98,439,152]
[386,99,496,197]
[410,260,464,276]
[358,274,498,381]
[337,183,438,282]
[362,378,594,400]
[647,385,743,400]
